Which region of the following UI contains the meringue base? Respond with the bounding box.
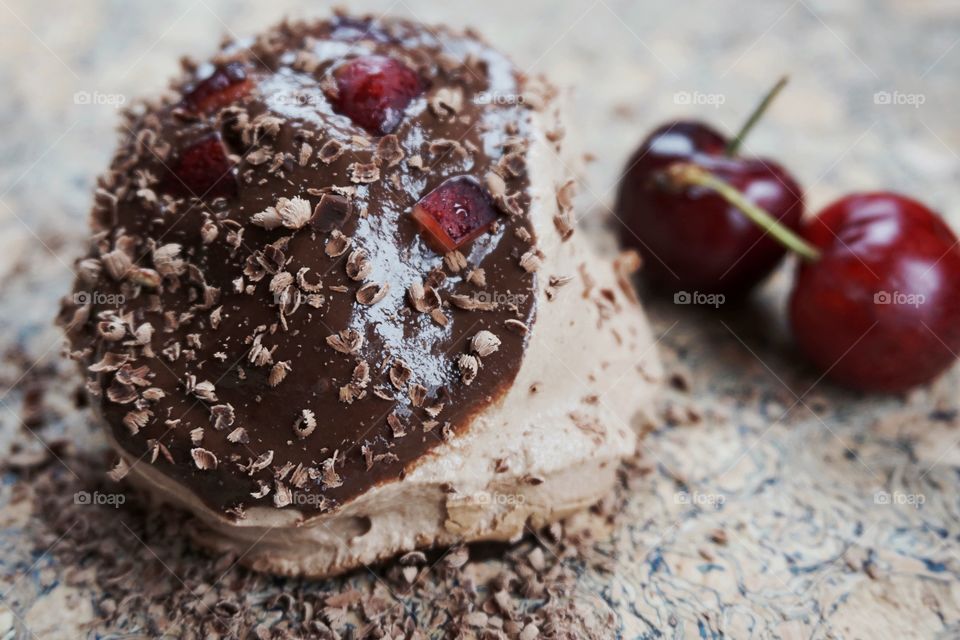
[117,436,620,577]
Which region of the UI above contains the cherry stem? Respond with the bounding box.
[726,76,789,157]
[664,163,821,261]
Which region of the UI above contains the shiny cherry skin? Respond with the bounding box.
[330,56,422,135]
[615,121,804,294]
[790,193,960,392]
[412,176,498,254]
[166,133,237,199]
[182,62,251,114]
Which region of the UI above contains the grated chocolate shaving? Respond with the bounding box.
[191,447,218,470]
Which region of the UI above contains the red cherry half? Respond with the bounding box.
[182,62,252,114]
[167,133,237,199]
[330,56,422,135]
[790,193,960,392]
[412,176,497,254]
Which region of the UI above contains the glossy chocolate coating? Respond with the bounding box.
[61,15,540,518]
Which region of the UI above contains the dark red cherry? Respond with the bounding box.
[412,176,497,253]
[167,134,237,199]
[790,193,960,392]
[615,120,803,294]
[182,62,252,114]
[330,56,422,135]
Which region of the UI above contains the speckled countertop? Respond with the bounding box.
[1,1,960,638]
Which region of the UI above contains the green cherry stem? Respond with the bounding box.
[664,163,821,262]
[726,75,789,157]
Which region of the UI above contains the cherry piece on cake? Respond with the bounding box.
[182,62,252,114]
[168,134,237,199]
[330,55,422,135]
[412,176,498,253]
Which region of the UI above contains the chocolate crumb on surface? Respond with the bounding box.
[13,439,624,638]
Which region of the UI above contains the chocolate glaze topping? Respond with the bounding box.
[59,14,548,518]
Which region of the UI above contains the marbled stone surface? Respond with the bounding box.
[1,0,959,638]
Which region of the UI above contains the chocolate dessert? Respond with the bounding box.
[58,13,661,576]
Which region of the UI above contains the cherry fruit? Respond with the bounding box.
[182,62,252,114]
[615,78,803,294]
[790,193,960,392]
[412,176,497,254]
[167,133,237,199]
[613,79,960,391]
[330,56,422,135]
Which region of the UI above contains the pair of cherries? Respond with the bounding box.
[616,79,960,393]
